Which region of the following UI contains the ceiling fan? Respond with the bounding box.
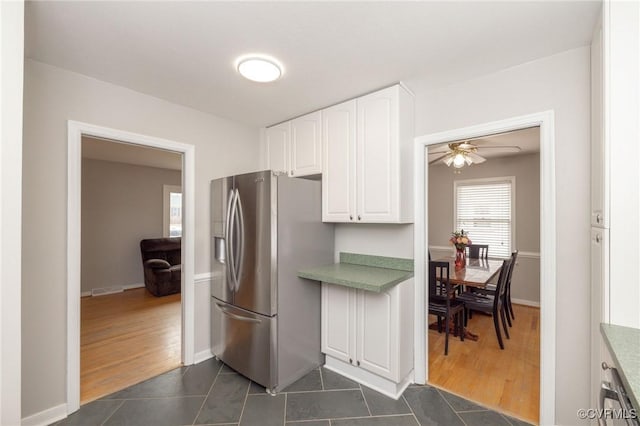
[428,140,521,169]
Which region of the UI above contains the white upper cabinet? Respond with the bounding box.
[323,85,414,223]
[322,100,357,222]
[266,122,290,175]
[291,111,322,177]
[267,112,322,178]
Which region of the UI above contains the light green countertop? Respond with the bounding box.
[298,252,414,293]
[601,323,640,411]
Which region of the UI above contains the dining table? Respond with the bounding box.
[438,257,504,288]
[429,256,505,341]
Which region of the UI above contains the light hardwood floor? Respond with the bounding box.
[81,288,182,404]
[428,304,540,425]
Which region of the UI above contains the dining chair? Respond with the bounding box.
[428,261,465,356]
[456,257,511,350]
[504,250,518,322]
[467,244,489,259]
[468,250,518,327]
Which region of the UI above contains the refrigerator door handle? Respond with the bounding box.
[215,302,261,323]
[227,189,238,291]
[234,188,245,292]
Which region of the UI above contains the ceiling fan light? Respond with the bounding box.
[453,153,466,168]
[444,156,454,167]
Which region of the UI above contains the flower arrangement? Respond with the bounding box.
[450,229,471,250]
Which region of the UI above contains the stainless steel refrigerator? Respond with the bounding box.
[210,170,334,393]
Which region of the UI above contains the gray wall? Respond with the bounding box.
[428,152,540,304]
[81,158,181,294]
[333,46,590,425]
[21,59,261,418]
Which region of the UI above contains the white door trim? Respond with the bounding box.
[413,110,556,425]
[67,121,196,414]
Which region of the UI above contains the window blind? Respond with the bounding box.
[455,180,512,258]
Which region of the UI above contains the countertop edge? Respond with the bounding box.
[298,270,414,293]
[600,323,640,411]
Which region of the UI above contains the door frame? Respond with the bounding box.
[66,121,196,413]
[412,110,556,425]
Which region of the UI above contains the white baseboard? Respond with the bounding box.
[324,356,412,400]
[82,283,145,297]
[512,298,540,308]
[123,283,145,291]
[193,349,214,364]
[22,403,67,426]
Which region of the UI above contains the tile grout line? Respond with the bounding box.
[283,392,287,426]
[359,384,373,417]
[191,360,223,425]
[318,367,325,391]
[236,379,251,425]
[401,394,421,426]
[99,399,126,426]
[501,413,515,426]
[435,387,469,426]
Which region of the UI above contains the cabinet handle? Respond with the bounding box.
[357,215,361,221]
[357,360,360,366]
[596,214,602,224]
[349,358,353,364]
[595,234,601,243]
[349,215,353,221]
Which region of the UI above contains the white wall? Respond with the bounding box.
[81,158,182,294]
[429,153,541,304]
[22,59,261,418]
[1,1,24,424]
[415,46,590,425]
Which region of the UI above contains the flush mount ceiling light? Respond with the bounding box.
[236,55,283,83]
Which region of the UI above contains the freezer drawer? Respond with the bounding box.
[211,298,276,389]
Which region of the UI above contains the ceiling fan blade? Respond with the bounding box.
[428,154,450,165]
[427,150,451,156]
[466,152,486,164]
[475,145,521,153]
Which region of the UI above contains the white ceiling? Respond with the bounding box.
[25,1,600,127]
[82,136,182,170]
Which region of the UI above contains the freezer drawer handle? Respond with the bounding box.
[215,303,261,324]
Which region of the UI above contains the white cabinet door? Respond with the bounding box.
[322,100,356,222]
[356,86,399,222]
[321,283,356,365]
[291,111,322,177]
[591,23,608,228]
[356,288,398,380]
[266,122,290,175]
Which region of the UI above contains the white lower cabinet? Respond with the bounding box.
[321,278,414,397]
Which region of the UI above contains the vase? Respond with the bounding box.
[455,248,466,270]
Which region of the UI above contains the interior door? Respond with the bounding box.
[232,171,274,316]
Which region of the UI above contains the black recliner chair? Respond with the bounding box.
[140,237,181,297]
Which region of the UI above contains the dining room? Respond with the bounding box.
[426,126,541,424]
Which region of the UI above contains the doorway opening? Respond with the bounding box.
[426,126,541,423]
[79,136,183,403]
[413,111,556,426]
[67,121,196,414]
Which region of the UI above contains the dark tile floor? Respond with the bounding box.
[53,358,533,426]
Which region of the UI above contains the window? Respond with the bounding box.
[454,177,514,258]
[163,185,182,237]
